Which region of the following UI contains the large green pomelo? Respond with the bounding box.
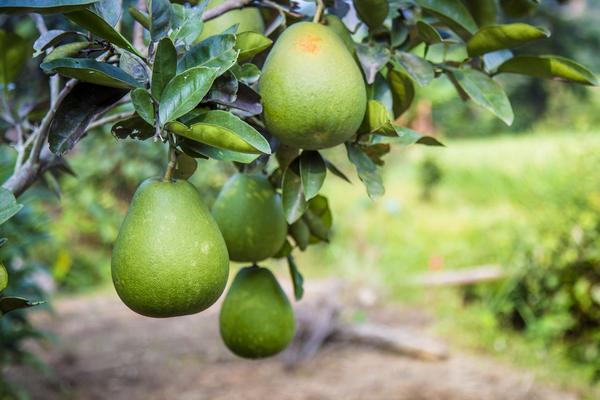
[111,178,229,318]
[219,266,295,358]
[196,0,264,42]
[259,22,367,150]
[212,173,287,262]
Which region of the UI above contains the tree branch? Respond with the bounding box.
[2,79,76,198]
[29,79,77,164]
[132,0,146,52]
[87,111,133,131]
[203,0,254,21]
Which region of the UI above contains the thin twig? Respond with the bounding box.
[203,0,253,21]
[313,0,324,23]
[87,111,133,131]
[14,124,26,169]
[260,0,303,18]
[163,135,178,181]
[132,0,146,52]
[28,79,77,165]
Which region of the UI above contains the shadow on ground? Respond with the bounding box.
[8,281,578,400]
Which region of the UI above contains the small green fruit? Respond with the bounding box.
[260,22,367,150]
[111,178,229,318]
[196,0,264,42]
[212,173,287,262]
[220,266,295,358]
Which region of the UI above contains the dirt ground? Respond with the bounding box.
[6,281,580,400]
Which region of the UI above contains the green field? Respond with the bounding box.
[284,131,600,397]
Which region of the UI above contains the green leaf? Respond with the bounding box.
[453,68,514,125]
[417,0,478,35]
[131,88,155,126]
[235,32,273,63]
[346,143,384,199]
[0,297,45,317]
[287,254,304,301]
[128,7,150,29]
[150,0,172,42]
[393,52,434,86]
[289,219,310,250]
[306,195,333,244]
[467,23,549,57]
[43,41,92,63]
[166,110,270,154]
[497,55,598,86]
[230,63,260,85]
[359,99,396,136]
[353,0,389,29]
[179,139,260,163]
[324,15,354,53]
[355,42,391,84]
[361,143,391,166]
[0,263,7,292]
[174,153,197,180]
[0,0,96,14]
[49,82,127,154]
[111,115,155,140]
[324,159,352,183]
[171,3,204,46]
[273,239,293,258]
[388,68,415,118]
[464,0,498,27]
[119,49,149,85]
[92,0,122,27]
[299,151,326,200]
[33,30,88,56]
[0,187,23,226]
[0,30,30,86]
[177,34,238,76]
[371,126,444,147]
[158,66,219,125]
[282,158,307,224]
[41,58,141,89]
[416,21,443,44]
[152,38,177,99]
[66,9,141,56]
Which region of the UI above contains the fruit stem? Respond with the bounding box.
[313,0,324,23]
[163,135,178,182]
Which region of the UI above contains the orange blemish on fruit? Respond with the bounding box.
[297,35,322,53]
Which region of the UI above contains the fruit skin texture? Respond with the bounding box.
[260,22,367,150]
[111,178,229,318]
[220,266,295,358]
[196,0,264,42]
[212,173,287,262]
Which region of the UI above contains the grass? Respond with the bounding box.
[49,129,600,396]
[292,130,600,397]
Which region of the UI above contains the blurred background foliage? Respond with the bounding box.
[2,0,600,397]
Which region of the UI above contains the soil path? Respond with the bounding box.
[7,282,579,400]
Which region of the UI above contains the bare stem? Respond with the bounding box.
[313,0,325,23]
[87,111,134,131]
[29,79,77,164]
[132,0,146,52]
[203,0,253,21]
[163,137,178,182]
